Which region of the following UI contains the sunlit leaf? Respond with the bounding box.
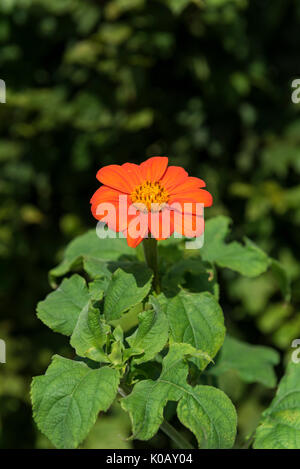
[37,274,90,336]
[49,230,136,284]
[70,303,110,362]
[201,216,270,277]
[104,267,153,321]
[208,335,280,387]
[126,296,168,364]
[254,363,300,449]
[121,344,236,448]
[165,291,225,370]
[31,356,119,449]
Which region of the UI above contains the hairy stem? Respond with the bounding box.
[241,430,255,449]
[160,420,194,450]
[118,387,194,449]
[142,237,160,294]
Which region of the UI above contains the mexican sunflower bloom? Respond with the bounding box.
[90,156,213,247]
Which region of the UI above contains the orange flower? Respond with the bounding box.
[90,156,213,247]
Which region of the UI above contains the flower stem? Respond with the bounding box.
[142,238,160,294]
[118,387,194,449]
[160,420,194,449]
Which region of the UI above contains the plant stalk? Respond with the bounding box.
[118,387,194,449]
[142,237,160,294]
[160,420,194,450]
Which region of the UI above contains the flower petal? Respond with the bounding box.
[169,201,204,216]
[96,165,135,193]
[126,233,144,248]
[173,211,204,238]
[125,213,149,247]
[169,188,213,208]
[170,176,206,194]
[160,166,188,192]
[90,186,122,205]
[140,156,168,182]
[121,163,144,187]
[91,196,132,232]
[148,208,174,240]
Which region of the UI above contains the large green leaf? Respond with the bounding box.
[70,303,110,363]
[37,274,90,336]
[104,267,153,321]
[31,356,119,449]
[121,344,237,448]
[201,216,270,277]
[126,296,168,364]
[165,291,225,370]
[50,229,136,284]
[254,363,300,449]
[208,335,280,388]
[177,385,237,449]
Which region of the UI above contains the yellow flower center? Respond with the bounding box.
[131,180,169,212]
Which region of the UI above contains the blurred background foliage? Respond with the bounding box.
[0,0,299,448]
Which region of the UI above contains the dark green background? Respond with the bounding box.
[0,0,299,448]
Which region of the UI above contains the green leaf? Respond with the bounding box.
[254,363,300,449]
[208,336,280,388]
[121,344,236,448]
[31,355,119,449]
[110,303,143,333]
[165,291,225,370]
[84,255,148,281]
[201,216,270,277]
[49,229,136,284]
[88,277,108,301]
[37,274,90,336]
[108,340,124,366]
[126,296,169,364]
[121,343,197,440]
[104,267,153,321]
[83,257,113,280]
[162,258,219,298]
[88,261,152,300]
[70,303,110,363]
[177,385,237,449]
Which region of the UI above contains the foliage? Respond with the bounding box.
[1,0,300,449]
[31,218,291,449]
[254,362,300,449]
[31,356,119,449]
